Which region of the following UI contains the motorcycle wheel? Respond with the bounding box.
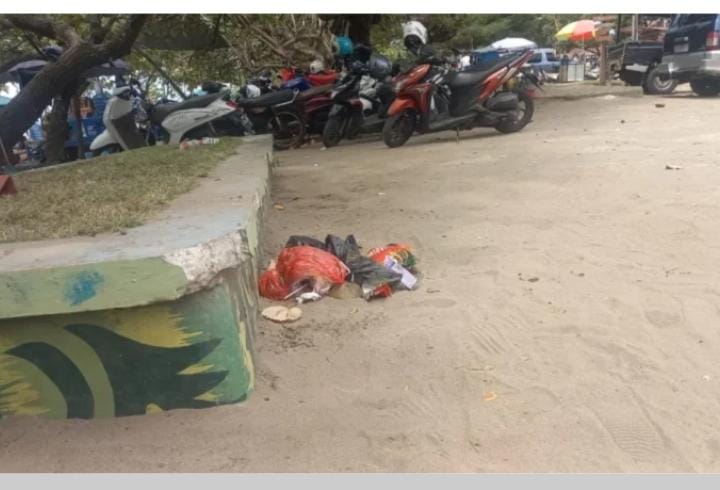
[272,111,305,151]
[382,109,416,148]
[494,90,534,134]
[345,112,364,140]
[322,116,345,148]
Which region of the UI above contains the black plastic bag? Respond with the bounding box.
[326,234,401,298]
[285,235,326,250]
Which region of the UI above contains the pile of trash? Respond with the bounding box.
[259,234,418,303]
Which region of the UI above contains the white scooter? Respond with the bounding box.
[90,80,244,153]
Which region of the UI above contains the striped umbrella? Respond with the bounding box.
[555,20,597,42]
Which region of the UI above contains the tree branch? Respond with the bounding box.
[103,15,148,57]
[95,15,119,43]
[6,14,81,46]
[89,15,103,42]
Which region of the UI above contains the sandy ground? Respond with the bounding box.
[3,86,720,472]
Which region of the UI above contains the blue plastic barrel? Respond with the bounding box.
[472,48,500,68]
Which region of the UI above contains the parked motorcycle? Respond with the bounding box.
[90,80,152,153]
[234,88,305,150]
[90,79,247,153]
[381,50,536,148]
[322,55,395,148]
[234,74,336,150]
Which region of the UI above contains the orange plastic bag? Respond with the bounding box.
[258,263,290,300]
[367,244,417,269]
[277,246,348,295]
[259,247,349,300]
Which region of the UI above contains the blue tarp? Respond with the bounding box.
[0,95,10,106]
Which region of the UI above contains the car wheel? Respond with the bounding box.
[690,79,720,97]
[643,65,678,95]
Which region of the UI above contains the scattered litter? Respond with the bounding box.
[179,137,219,150]
[260,234,419,303]
[313,163,319,167]
[703,374,711,382]
[273,203,286,211]
[427,288,441,294]
[602,95,616,100]
[620,119,626,124]
[378,192,386,196]
[262,305,303,323]
[483,391,498,402]
[665,164,683,170]
[655,103,665,108]
[518,273,539,282]
[383,256,418,290]
[368,244,417,269]
[320,147,327,151]
[296,292,322,304]
[258,247,348,300]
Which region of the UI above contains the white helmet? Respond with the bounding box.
[402,20,428,50]
[244,84,261,98]
[309,59,325,74]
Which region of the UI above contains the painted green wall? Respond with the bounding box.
[0,258,189,320]
[0,276,255,419]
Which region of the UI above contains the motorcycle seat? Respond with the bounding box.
[447,52,524,88]
[296,84,333,102]
[236,89,295,109]
[150,93,224,123]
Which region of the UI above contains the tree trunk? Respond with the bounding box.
[599,42,608,85]
[0,43,104,151]
[0,15,147,152]
[346,15,374,45]
[72,94,85,160]
[44,95,70,163]
[320,14,380,45]
[44,78,84,163]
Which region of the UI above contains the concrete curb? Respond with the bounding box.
[0,135,274,419]
[535,83,644,101]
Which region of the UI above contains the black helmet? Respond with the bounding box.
[353,43,373,63]
[201,81,225,93]
[368,54,392,79]
[349,60,367,75]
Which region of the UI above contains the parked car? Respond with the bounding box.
[527,48,561,73]
[608,41,675,93]
[658,14,720,96]
[607,15,676,94]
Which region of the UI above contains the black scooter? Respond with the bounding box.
[322,61,396,148]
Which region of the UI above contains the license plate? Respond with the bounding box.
[675,43,689,53]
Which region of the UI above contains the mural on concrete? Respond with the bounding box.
[0,280,255,419]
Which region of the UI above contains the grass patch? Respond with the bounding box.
[0,138,241,243]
